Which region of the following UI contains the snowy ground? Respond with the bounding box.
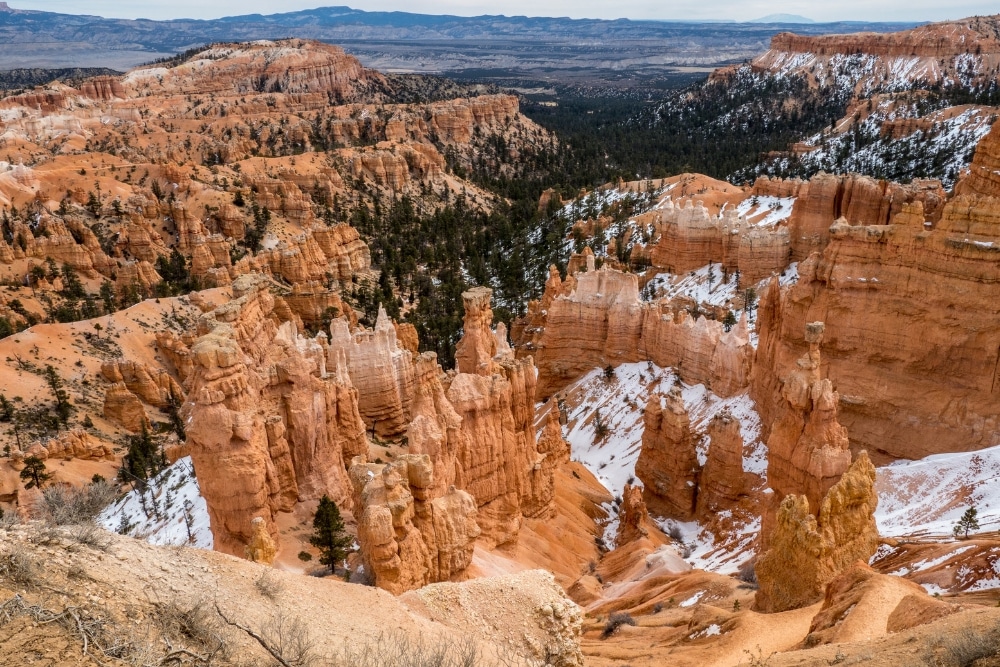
[875,443,1000,538]
[542,361,768,570]
[98,457,213,549]
[644,264,741,308]
[733,195,796,227]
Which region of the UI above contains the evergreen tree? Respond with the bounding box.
[309,494,353,572]
[953,506,980,539]
[723,310,738,333]
[44,364,72,427]
[20,455,52,489]
[165,389,186,441]
[0,393,13,422]
[119,422,165,487]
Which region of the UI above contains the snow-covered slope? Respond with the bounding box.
[539,361,768,572]
[99,457,213,549]
[875,444,1000,538]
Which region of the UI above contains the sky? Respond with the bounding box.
[4,0,997,23]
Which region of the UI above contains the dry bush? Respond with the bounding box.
[932,626,1000,667]
[737,557,758,589]
[262,610,317,667]
[327,631,512,667]
[0,545,39,587]
[0,509,19,530]
[255,568,284,601]
[601,612,636,639]
[41,481,117,525]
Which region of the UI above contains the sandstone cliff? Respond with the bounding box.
[751,186,1000,462]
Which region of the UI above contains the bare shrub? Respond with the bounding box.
[936,626,1000,667]
[328,630,493,667]
[601,611,636,639]
[738,557,758,589]
[216,602,317,667]
[0,508,19,530]
[66,522,112,551]
[0,546,39,587]
[155,600,227,663]
[41,481,117,525]
[255,568,284,601]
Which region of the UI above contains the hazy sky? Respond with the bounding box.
[5,0,996,23]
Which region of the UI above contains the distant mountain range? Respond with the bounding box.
[0,4,917,80]
[749,14,816,24]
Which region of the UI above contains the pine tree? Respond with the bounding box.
[723,310,738,333]
[119,422,165,487]
[44,364,72,427]
[309,495,353,572]
[20,455,52,489]
[953,506,980,539]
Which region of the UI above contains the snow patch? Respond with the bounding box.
[99,457,213,549]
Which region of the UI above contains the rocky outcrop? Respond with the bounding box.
[775,174,945,262]
[616,483,650,547]
[446,289,544,545]
[183,273,367,557]
[522,261,753,400]
[805,561,952,646]
[349,455,480,595]
[764,18,1000,60]
[38,429,114,461]
[402,570,584,667]
[956,120,1000,198]
[696,411,746,514]
[101,360,183,408]
[244,516,277,565]
[647,197,788,281]
[761,322,851,520]
[524,402,570,519]
[454,286,499,375]
[122,39,382,99]
[327,306,416,438]
[634,389,700,519]
[754,452,879,613]
[102,382,148,433]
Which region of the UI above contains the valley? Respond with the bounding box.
[0,8,997,667]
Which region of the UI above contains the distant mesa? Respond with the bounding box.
[749,13,816,23]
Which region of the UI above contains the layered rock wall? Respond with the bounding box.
[751,194,1000,462]
[522,261,753,400]
[327,306,416,438]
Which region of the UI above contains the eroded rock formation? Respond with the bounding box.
[761,322,851,518]
[349,454,479,594]
[616,483,650,547]
[751,179,1000,462]
[696,411,746,514]
[183,274,367,557]
[327,306,415,438]
[103,382,148,433]
[635,388,700,519]
[519,261,753,400]
[754,452,879,613]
